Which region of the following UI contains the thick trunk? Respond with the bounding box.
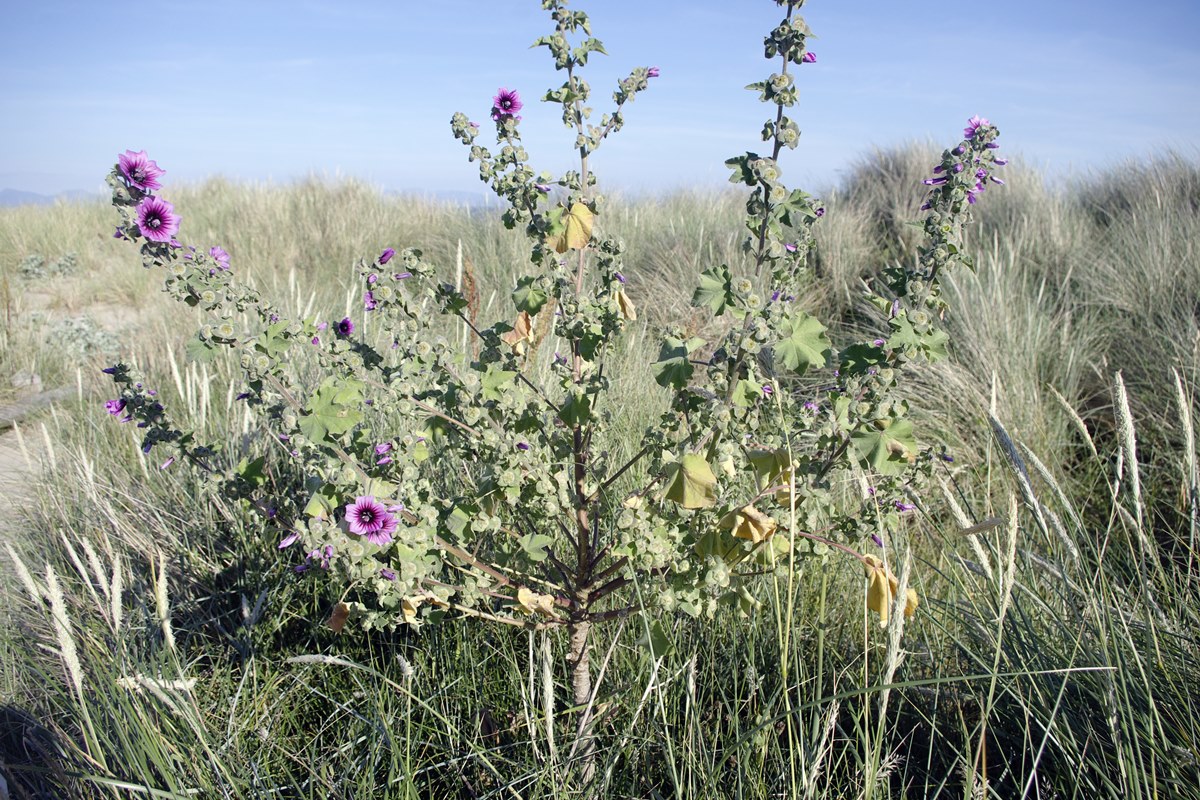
[568,617,595,787]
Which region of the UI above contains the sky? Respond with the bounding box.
[2,0,1199,199]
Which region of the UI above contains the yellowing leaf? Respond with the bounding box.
[326,602,351,633]
[551,202,594,253]
[862,554,918,627]
[500,310,534,354]
[401,597,420,625]
[616,288,636,321]
[719,504,778,544]
[515,586,558,616]
[663,454,718,509]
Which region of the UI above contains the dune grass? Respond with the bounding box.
[1,148,1198,798]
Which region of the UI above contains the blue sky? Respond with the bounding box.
[2,0,1198,198]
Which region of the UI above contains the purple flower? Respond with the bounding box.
[279,531,300,549]
[802,52,817,63]
[135,196,181,243]
[375,442,392,456]
[614,271,626,284]
[871,533,884,547]
[393,271,412,280]
[762,384,773,397]
[335,317,354,337]
[118,149,165,192]
[209,246,230,270]
[367,273,379,284]
[364,291,377,311]
[964,115,990,140]
[815,207,825,217]
[113,227,126,239]
[647,66,661,78]
[105,399,126,416]
[516,441,531,451]
[895,500,916,512]
[873,338,886,346]
[491,88,523,120]
[922,177,947,187]
[160,456,175,470]
[306,545,333,569]
[803,400,819,412]
[991,177,1006,186]
[346,496,397,546]
[534,183,551,193]
[379,248,395,265]
[785,242,798,253]
[994,157,1009,166]
[380,568,397,581]
[953,163,965,174]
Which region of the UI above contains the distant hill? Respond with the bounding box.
[0,188,105,207]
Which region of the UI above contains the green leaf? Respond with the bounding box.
[185,335,219,364]
[303,483,341,519]
[886,315,949,362]
[663,454,718,509]
[774,311,831,374]
[480,365,517,402]
[559,391,592,426]
[653,335,703,390]
[839,343,887,376]
[298,378,365,443]
[512,276,549,315]
[851,418,918,476]
[731,379,761,408]
[256,319,291,359]
[236,456,267,488]
[637,619,674,659]
[518,533,555,562]
[691,264,733,316]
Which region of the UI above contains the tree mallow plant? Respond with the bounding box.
[101,0,1003,784]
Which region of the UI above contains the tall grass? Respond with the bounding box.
[1,148,1198,797]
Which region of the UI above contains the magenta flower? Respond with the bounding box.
[364,291,377,310]
[647,66,661,78]
[491,88,523,120]
[209,246,230,270]
[118,149,165,191]
[380,568,397,581]
[105,398,126,416]
[278,531,300,549]
[379,247,395,265]
[802,52,817,63]
[964,115,990,139]
[346,496,391,539]
[335,317,354,337]
[136,196,180,242]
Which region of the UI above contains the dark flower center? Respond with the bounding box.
[147,215,161,228]
[132,167,145,181]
